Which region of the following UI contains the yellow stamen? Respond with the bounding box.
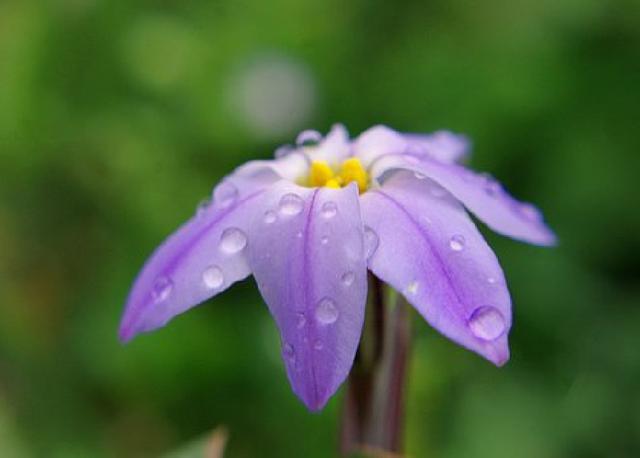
[339,158,369,193]
[309,161,335,187]
[306,158,369,193]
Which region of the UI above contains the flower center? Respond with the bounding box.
[305,158,369,193]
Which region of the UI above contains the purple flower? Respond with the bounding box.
[119,125,556,411]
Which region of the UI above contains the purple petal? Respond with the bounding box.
[305,124,352,166]
[247,181,367,410]
[119,174,272,342]
[353,125,470,167]
[402,130,470,163]
[360,171,512,365]
[370,154,557,246]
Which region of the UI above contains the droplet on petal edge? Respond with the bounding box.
[404,281,419,295]
[151,276,173,304]
[296,313,306,329]
[202,265,224,289]
[296,129,322,146]
[282,342,295,360]
[213,181,238,209]
[364,226,379,259]
[219,227,248,254]
[275,145,294,159]
[468,306,506,341]
[279,193,304,216]
[315,298,339,324]
[449,234,465,251]
[196,199,210,217]
[321,201,337,219]
[263,210,277,224]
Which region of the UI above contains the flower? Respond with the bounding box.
[119,124,556,410]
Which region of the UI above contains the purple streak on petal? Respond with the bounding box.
[360,171,512,366]
[353,125,470,167]
[118,174,272,342]
[370,154,557,246]
[247,181,367,410]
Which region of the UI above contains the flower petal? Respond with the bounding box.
[119,174,272,342]
[247,181,367,410]
[353,124,470,167]
[305,123,352,166]
[360,171,512,365]
[370,154,557,246]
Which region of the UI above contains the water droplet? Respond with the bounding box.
[429,185,447,198]
[403,154,421,165]
[320,236,329,245]
[414,171,426,180]
[282,342,295,360]
[313,340,323,351]
[481,175,502,196]
[279,193,304,216]
[487,276,497,284]
[321,201,337,219]
[315,298,339,324]
[364,226,379,259]
[519,203,542,221]
[405,281,419,295]
[296,129,322,146]
[219,227,248,254]
[468,306,506,341]
[449,234,465,251]
[341,271,355,287]
[202,265,224,289]
[296,231,303,238]
[213,181,238,209]
[263,210,277,224]
[275,144,294,159]
[196,199,211,217]
[151,277,173,304]
[295,312,307,329]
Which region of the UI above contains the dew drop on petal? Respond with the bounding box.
[449,234,465,252]
[313,340,323,351]
[414,171,426,180]
[429,185,447,198]
[321,201,337,219]
[220,227,248,254]
[202,265,224,289]
[263,210,277,224]
[364,226,379,259]
[196,199,210,217]
[279,193,304,215]
[468,306,506,341]
[519,203,542,222]
[151,276,173,304]
[487,276,497,284]
[282,342,295,360]
[275,144,294,159]
[296,312,306,329]
[341,271,355,287]
[296,129,322,146]
[213,181,238,209]
[481,175,502,196]
[320,236,329,245]
[405,281,419,295]
[315,298,339,324]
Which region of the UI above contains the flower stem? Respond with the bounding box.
[339,275,411,457]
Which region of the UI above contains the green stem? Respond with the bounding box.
[339,275,412,457]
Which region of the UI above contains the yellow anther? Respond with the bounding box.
[309,161,335,187]
[324,178,342,189]
[339,158,369,193]
[304,158,369,193]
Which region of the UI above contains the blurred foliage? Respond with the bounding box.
[0,0,639,457]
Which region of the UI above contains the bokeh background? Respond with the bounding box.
[1,0,639,456]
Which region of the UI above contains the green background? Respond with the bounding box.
[1,0,639,456]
